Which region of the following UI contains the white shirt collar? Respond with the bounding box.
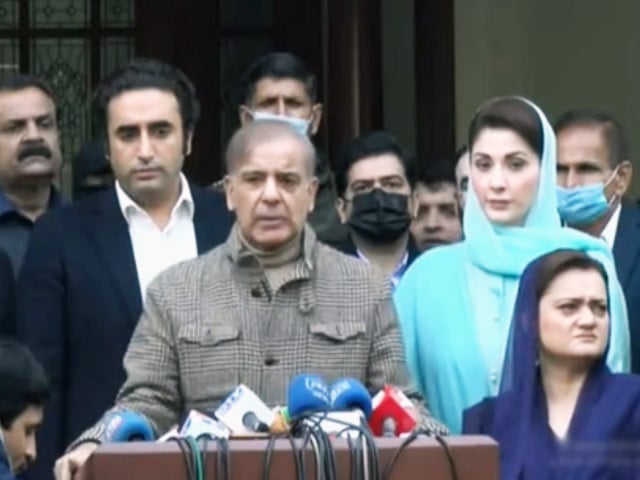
[601,203,622,249]
[115,173,194,224]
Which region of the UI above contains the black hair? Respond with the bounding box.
[417,160,457,190]
[0,74,57,117]
[535,250,608,301]
[0,339,49,429]
[468,97,543,158]
[241,52,318,105]
[554,108,630,167]
[455,144,469,162]
[335,130,417,197]
[91,58,200,142]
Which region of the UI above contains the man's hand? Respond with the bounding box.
[54,443,99,480]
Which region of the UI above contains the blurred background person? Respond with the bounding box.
[455,145,470,210]
[334,130,419,286]
[71,140,113,201]
[410,161,462,252]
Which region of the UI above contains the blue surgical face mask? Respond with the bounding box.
[250,111,312,137]
[556,169,618,226]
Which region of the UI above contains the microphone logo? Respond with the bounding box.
[304,376,330,403]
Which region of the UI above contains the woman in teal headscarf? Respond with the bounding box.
[394,96,630,433]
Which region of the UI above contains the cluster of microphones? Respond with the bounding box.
[102,375,419,442]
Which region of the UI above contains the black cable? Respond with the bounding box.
[308,413,380,480]
[383,430,459,480]
[297,418,337,480]
[382,430,418,480]
[261,433,305,480]
[170,437,196,480]
[262,434,277,480]
[217,437,231,480]
[346,434,357,480]
[434,434,459,480]
[286,432,306,480]
[195,434,230,480]
[198,436,209,480]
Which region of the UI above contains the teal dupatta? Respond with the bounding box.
[394,98,630,433]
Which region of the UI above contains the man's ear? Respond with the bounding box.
[408,190,420,220]
[335,196,350,224]
[238,105,253,127]
[307,176,319,213]
[223,175,235,212]
[183,130,194,156]
[309,103,323,136]
[614,160,633,197]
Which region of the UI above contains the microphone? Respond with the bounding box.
[103,411,155,442]
[330,378,372,418]
[368,385,418,436]
[287,374,331,419]
[242,411,269,433]
[179,410,230,439]
[214,384,276,435]
[298,378,372,438]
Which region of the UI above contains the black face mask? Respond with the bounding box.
[348,188,412,243]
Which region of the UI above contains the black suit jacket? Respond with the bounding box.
[16,186,233,480]
[0,248,14,337]
[613,204,640,373]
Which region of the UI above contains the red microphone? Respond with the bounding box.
[368,385,418,436]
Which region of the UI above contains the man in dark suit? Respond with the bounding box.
[0,75,64,277]
[16,59,233,480]
[334,131,420,288]
[0,250,14,337]
[555,109,640,372]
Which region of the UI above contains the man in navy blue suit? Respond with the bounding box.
[16,59,234,479]
[555,109,640,372]
[0,250,14,337]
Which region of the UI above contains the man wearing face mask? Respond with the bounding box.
[335,131,419,287]
[555,109,640,372]
[232,52,347,248]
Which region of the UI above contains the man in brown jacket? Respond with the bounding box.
[54,121,446,480]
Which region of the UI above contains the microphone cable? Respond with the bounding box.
[195,433,231,480]
[382,429,458,480]
[170,437,196,480]
[186,436,204,480]
[293,412,338,480]
[307,412,380,480]
[261,433,306,480]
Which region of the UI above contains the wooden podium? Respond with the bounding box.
[79,435,498,480]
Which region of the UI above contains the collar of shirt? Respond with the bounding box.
[0,187,64,218]
[226,222,316,273]
[115,173,194,227]
[601,203,622,248]
[356,249,409,288]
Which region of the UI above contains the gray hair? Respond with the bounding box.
[225,120,316,176]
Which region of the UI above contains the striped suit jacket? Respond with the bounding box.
[72,225,447,446]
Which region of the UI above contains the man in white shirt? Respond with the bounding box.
[555,108,640,373]
[15,59,233,480]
